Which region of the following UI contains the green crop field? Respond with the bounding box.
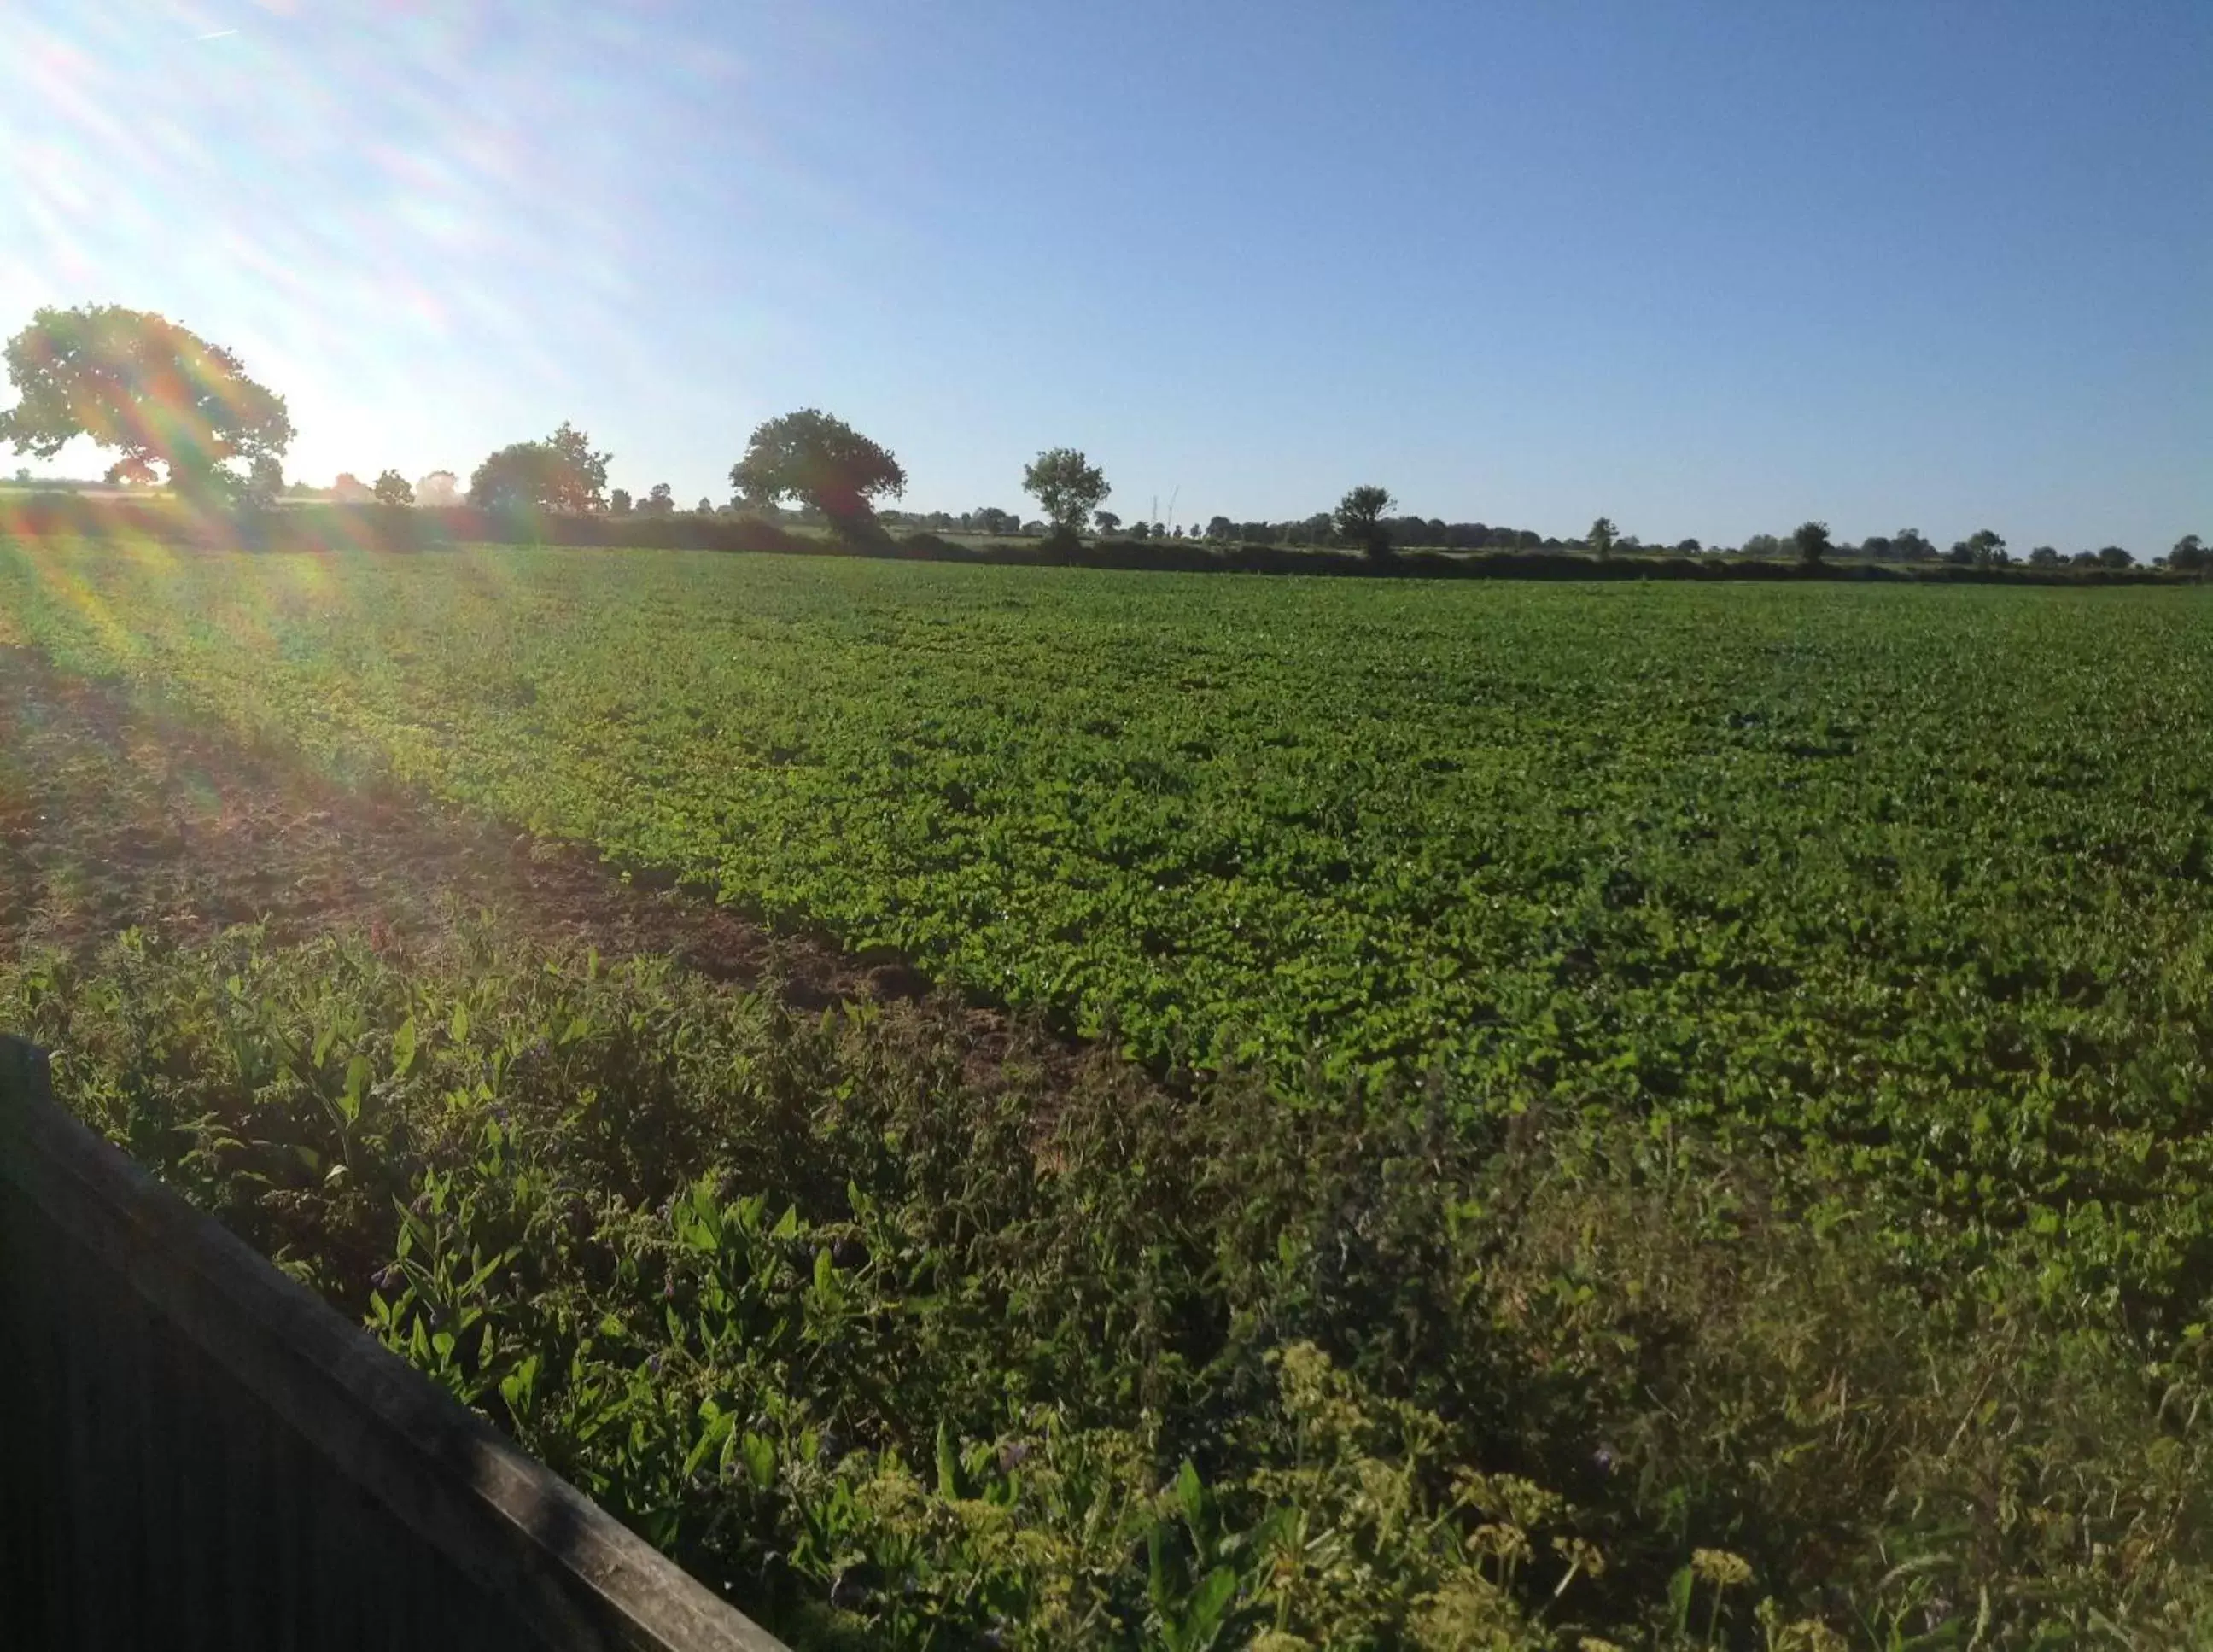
[4,538,2211,1646]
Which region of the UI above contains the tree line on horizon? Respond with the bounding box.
[3,303,2204,573]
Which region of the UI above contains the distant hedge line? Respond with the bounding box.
[0,492,2185,585]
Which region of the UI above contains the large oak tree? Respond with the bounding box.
[1334,484,1396,560]
[467,422,610,513]
[731,409,905,535]
[0,304,294,501]
[1021,447,1110,539]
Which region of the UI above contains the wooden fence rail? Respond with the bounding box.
[0,1033,788,1651]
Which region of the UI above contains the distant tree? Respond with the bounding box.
[1128,520,1150,540]
[1859,534,1895,560]
[1094,510,1122,535]
[643,482,674,516]
[1892,528,1936,562]
[1171,524,1184,539]
[2028,545,2061,568]
[104,454,160,487]
[1025,520,1048,536]
[1940,529,2004,568]
[2097,544,2134,569]
[240,454,284,510]
[1792,520,1832,567]
[1021,447,1110,540]
[1742,533,1784,559]
[554,425,612,511]
[732,408,905,535]
[1585,516,1619,560]
[698,497,715,516]
[468,422,610,513]
[372,469,414,506]
[331,471,372,502]
[1206,514,1234,540]
[1152,522,1166,539]
[1674,537,1702,554]
[610,487,632,515]
[2169,534,2206,571]
[416,470,459,507]
[1335,485,1396,558]
[0,303,294,503]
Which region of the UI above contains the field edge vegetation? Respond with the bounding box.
[8,919,2210,1647]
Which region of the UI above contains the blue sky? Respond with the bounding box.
[3,1,2206,550]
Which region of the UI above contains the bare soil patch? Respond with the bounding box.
[0,645,1067,1087]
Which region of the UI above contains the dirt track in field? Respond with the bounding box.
[0,645,1068,1082]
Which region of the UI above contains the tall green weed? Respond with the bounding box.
[8,925,2209,1645]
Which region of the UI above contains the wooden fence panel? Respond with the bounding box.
[0,1034,787,1652]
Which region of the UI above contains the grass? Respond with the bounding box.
[3,537,2211,1644]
